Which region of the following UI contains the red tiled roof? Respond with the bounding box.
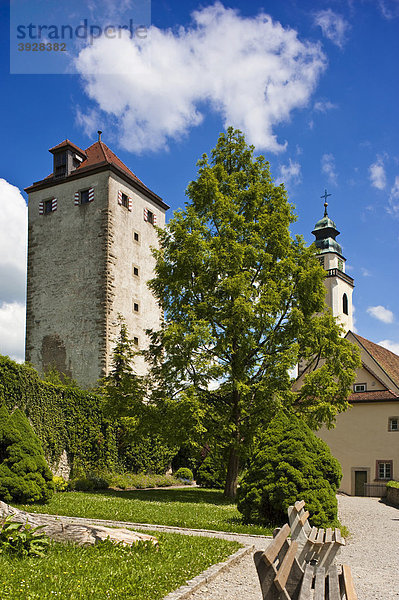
[75,141,144,185]
[49,139,86,155]
[25,139,168,209]
[352,333,399,388]
[349,389,399,403]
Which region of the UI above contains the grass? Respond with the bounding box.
[0,531,240,600]
[16,488,275,535]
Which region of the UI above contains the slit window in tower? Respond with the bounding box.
[343,293,348,315]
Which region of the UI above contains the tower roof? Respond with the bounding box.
[25,138,169,210]
[312,208,343,256]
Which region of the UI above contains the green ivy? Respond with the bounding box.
[0,356,118,476]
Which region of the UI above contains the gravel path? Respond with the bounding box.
[188,495,399,600]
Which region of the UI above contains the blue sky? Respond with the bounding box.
[1,0,399,362]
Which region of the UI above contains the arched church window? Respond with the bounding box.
[343,293,348,315]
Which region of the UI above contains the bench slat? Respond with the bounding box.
[334,527,345,545]
[295,500,306,512]
[328,565,340,600]
[299,510,310,527]
[316,528,325,545]
[262,523,291,565]
[298,563,314,600]
[342,564,358,600]
[325,528,333,543]
[309,526,318,543]
[314,566,326,600]
[274,540,299,592]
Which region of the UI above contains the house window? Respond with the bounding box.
[133,265,139,277]
[121,193,129,208]
[133,231,140,243]
[44,199,53,214]
[376,460,392,480]
[354,383,367,392]
[343,293,348,315]
[318,256,325,268]
[54,152,66,177]
[133,301,139,313]
[80,189,90,204]
[147,210,154,224]
[389,417,399,431]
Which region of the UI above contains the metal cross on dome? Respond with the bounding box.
[321,189,331,216]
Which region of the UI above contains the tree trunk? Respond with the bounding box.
[223,445,240,498]
[0,501,158,547]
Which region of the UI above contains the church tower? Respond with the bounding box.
[24,134,169,388]
[312,191,354,333]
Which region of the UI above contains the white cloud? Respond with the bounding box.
[377,0,399,19]
[314,9,350,48]
[388,175,399,216]
[378,339,399,356]
[361,267,372,277]
[277,159,302,187]
[76,2,326,153]
[0,302,25,362]
[367,305,394,324]
[0,179,27,362]
[314,100,337,112]
[369,157,387,190]
[0,179,27,304]
[321,153,337,185]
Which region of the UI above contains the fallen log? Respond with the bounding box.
[0,500,158,547]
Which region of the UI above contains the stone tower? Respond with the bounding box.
[312,194,354,333]
[24,135,169,388]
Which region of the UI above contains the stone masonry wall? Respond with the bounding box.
[26,172,109,387]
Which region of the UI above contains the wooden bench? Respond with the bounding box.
[254,524,358,600]
[288,500,345,570]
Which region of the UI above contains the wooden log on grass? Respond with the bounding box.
[0,500,158,547]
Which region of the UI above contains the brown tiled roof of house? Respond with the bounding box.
[25,139,169,210]
[74,141,144,185]
[49,139,86,155]
[352,333,399,388]
[349,389,399,403]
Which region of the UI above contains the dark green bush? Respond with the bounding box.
[196,452,227,489]
[0,406,54,503]
[237,411,342,528]
[174,467,193,482]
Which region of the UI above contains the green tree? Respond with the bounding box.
[145,128,359,497]
[0,405,54,503]
[100,315,146,418]
[237,410,342,527]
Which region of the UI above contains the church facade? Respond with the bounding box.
[295,197,399,495]
[24,135,169,388]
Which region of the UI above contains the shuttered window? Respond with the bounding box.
[39,198,57,215]
[75,188,94,205]
[118,190,132,211]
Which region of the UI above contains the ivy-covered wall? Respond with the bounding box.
[0,356,118,476]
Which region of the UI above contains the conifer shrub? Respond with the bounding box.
[196,455,226,489]
[0,406,54,503]
[237,411,341,528]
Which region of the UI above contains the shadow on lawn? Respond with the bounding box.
[90,487,235,506]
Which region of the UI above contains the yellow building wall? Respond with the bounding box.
[317,402,399,494]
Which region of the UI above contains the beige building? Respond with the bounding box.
[25,134,168,388]
[296,198,399,495]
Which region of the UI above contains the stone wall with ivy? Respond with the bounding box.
[0,355,118,477]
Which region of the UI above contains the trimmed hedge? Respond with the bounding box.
[237,410,342,528]
[0,356,117,476]
[0,405,54,503]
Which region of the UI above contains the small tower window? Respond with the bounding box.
[54,152,67,177]
[44,199,53,214]
[343,293,348,315]
[80,189,90,204]
[133,231,140,243]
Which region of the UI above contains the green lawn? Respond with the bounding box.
[0,531,240,600]
[16,488,275,535]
